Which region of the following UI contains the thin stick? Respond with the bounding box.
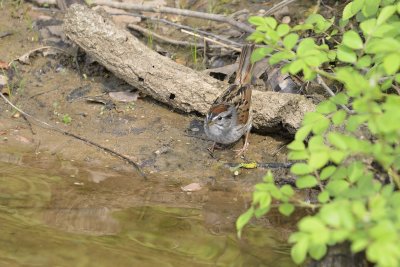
[181,29,241,52]
[92,0,254,33]
[316,74,354,114]
[265,0,297,16]
[9,46,72,66]
[0,93,145,177]
[111,12,243,48]
[128,23,217,48]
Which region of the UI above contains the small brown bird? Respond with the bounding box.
[204,44,255,156]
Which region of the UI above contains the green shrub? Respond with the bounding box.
[237,1,400,266]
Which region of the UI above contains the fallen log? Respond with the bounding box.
[63,4,315,134]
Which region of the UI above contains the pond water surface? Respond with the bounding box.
[0,148,296,267]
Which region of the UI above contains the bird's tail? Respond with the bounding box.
[235,44,255,85]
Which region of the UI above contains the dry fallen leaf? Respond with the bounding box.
[0,61,9,69]
[0,75,8,88]
[181,182,202,192]
[14,135,32,144]
[109,91,139,102]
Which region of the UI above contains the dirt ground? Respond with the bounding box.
[0,1,307,231]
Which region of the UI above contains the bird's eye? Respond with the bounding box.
[217,117,222,120]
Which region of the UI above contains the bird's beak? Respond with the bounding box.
[207,120,215,126]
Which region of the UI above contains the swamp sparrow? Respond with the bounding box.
[204,44,255,156]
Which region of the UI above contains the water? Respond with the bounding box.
[0,148,296,267]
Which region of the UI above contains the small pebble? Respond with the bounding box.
[282,16,291,24]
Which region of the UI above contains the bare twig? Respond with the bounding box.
[9,46,72,66]
[224,162,293,169]
[91,0,254,33]
[128,23,218,48]
[111,12,243,48]
[0,32,13,39]
[0,93,145,177]
[265,0,297,16]
[181,29,241,52]
[316,74,354,114]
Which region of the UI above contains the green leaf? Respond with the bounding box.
[277,24,290,36]
[296,175,318,189]
[279,203,295,216]
[288,150,309,160]
[251,47,273,63]
[320,204,342,228]
[62,114,72,124]
[252,191,272,209]
[326,180,350,196]
[365,37,400,54]
[297,38,316,56]
[264,17,278,29]
[291,163,313,175]
[309,151,330,169]
[248,16,267,26]
[377,5,397,25]
[283,33,299,50]
[281,185,294,197]
[330,150,347,164]
[287,140,305,151]
[343,2,356,20]
[346,114,368,132]
[351,200,367,220]
[236,207,254,237]
[383,53,400,75]
[316,100,337,114]
[332,110,347,125]
[263,171,274,182]
[302,65,316,80]
[331,92,349,105]
[342,30,364,50]
[351,238,369,252]
[356,55,372,68]
[312,116,330,134]
[348,161,365,183]
[309,244,327,260]
[362,0,380,17]
[289,59,305,74]
[331,166,348,180]
[328,132,348,150]
[254,206,270,218]
[396,74,400,83]
[360,18,377,35]
[291,237,309,264]
[269,51,295,65]
[247,31,266,43]
[337,45,357,63]
[308,135,326,151]
[352,0,365,14]
[295,124,312,141]
[318,191,330,203]
[320,166,337,180]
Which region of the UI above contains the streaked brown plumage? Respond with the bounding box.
[204,44,255,156]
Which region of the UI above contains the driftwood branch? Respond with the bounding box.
[63,4,315,133]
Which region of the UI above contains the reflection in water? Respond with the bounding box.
[0,151,296,267]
